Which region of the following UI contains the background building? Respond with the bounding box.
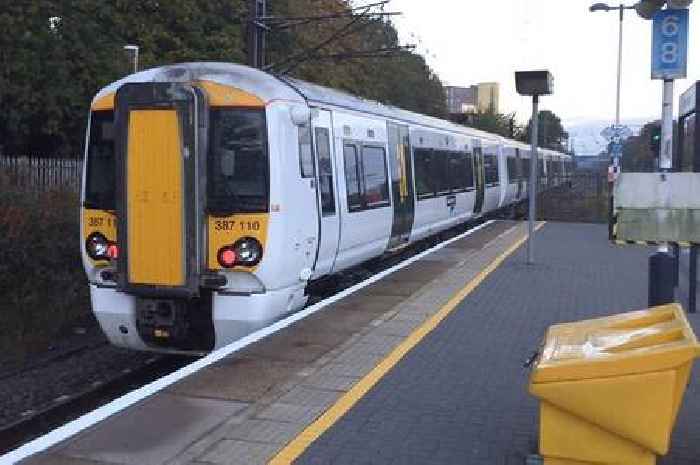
[445,86,477,114]
[445,82,500,114]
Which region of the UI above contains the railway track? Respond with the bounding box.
[0,211,521,456]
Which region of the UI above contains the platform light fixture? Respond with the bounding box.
[123,44,139,74]
[590,2,613,11]
[588,1,637,156]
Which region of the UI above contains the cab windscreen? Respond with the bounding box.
[207,109,269,215]
[85,110,116,210]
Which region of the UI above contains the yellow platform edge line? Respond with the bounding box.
[268,222,545,465]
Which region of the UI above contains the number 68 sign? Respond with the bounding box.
[652,8,689,80]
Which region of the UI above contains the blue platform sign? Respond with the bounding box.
[611,141,623,157]
[652,9,689,80]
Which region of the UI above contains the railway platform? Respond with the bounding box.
[14,221,700,465]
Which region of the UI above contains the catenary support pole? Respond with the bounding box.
[527,94,539,265]
[247,0,267,68]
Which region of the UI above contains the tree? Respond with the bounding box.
[0,0,448,156]
[0,0,248,156]
[450,109,521,139]
[619,120,682,172]
[521,110,568,151]
[268,2,447,117]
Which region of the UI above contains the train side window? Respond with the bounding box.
[361,146,390,208]
[484,154,499,185]
[434,151,450,195]
[448,152,469,192]
[344,144,362,211]
[414,148,435,199]
[315,128,335,216]
[464,152,475,189]
[298,124,315,178]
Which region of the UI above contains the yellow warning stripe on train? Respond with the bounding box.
[91,92,115,111]
[197,80,266,107]
[90,81,266,112]
[82,209,117,264]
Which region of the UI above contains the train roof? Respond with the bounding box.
[92,61,568,157]
[280,76,502,142]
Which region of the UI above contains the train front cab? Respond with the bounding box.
[82,78,312,353]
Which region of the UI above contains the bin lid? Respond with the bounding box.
[531,304,700,383]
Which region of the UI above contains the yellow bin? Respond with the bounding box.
[528,303,700,465]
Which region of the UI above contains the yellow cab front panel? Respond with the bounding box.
[126,109,185,286]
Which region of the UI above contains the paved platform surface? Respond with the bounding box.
[20,220,528,465]
[17,222,700,465]
[293,222,700,465]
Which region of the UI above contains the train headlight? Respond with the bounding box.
[86,232,110,260]
[217,238,263,268]
[233,237,263,267]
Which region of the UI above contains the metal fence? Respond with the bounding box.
[0,156,81,192]
[538,171,609,223]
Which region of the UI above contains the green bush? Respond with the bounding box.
[0,179,90,361]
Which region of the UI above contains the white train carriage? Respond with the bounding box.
[81,62,566,353]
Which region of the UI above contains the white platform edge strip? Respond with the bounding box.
[1,219,494,465]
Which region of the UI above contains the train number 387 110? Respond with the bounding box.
[214,220,261,232]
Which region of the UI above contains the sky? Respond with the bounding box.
[390,0,699,128]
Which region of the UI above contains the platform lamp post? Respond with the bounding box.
[123,45,139,74]
[589,3,638,127]
[516,71,554,265]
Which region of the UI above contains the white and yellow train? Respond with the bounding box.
[81,62,571,353]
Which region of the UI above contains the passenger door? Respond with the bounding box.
[387,123,414,250]
[312,109,340,277]
[473,144,485,215]
[294,113,322,281]
[515,148,523,199]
